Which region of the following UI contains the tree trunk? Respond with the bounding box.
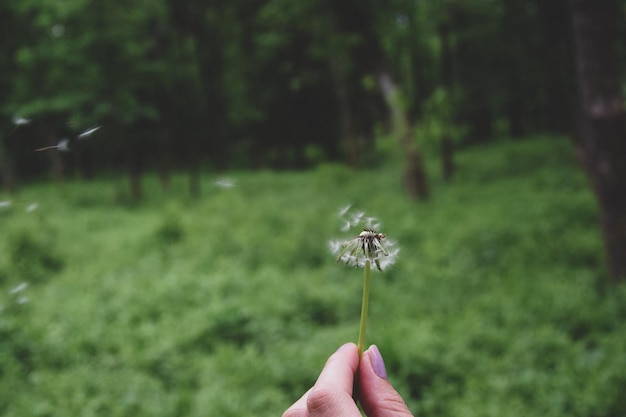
[537,0,576,134]
[44,130,64,184]
[377,72,429,200]
[329,54,360,169]
[570,0,626,283]
[157,135,171,192]
[127,143,143,201]
[188,158,200,199]
[441,138,455,182]
[0,143,17,193]
[439,22,456,181]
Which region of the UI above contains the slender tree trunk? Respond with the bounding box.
[440,138,455,182]
[537,0,576,134]
[158,160,170,192]
[570,0,626,283]
[127,143,143,201]
[0,143,17,193]
[377,72,429,200]
[76,140,95,180]
[439,22,456,181]
[329,54,360,169]
[188,158,200,199]
[43,130,64,184]
[156,134,171,192]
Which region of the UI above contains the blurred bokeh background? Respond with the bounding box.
[1,0,625,416]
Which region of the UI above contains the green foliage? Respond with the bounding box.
[1,0,584,179]
[0,137,625,417]
[6,224,64,284]
[155,207,185,246]
[418,87,468,149]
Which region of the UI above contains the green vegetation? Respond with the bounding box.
[0,136,625,417]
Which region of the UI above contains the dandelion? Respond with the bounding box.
[330,206,399,356]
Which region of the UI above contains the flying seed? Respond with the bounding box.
[35,138,70,152]
[77,125,101,139]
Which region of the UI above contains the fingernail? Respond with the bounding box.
[368,345,387,379]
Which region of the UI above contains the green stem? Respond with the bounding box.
[357,260,371,357]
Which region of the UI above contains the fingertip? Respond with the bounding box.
[337,342,358,354]
[313,342,360,394]
[358,345,414,417]
[364,344,387,379]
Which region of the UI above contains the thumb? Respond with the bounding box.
[357,345,414,417]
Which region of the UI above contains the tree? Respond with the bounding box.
[0,1,24,193]
[569,0,626,283]
[329,0,430,198]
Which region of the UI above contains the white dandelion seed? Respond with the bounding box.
[214,177,235,188]
[77,125,101,139]
[339,204,352,217]
[12,116,31,126]
[9,116,32,135]
[9,282,28,295]
[51,24,65,37]
[26,203,38,213]
[57,138,70,151]
[0,200,12,209]
[34,138,70,152]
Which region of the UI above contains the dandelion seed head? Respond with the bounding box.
[330,207,399,271]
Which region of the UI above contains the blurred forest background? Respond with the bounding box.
[1,0,626,416]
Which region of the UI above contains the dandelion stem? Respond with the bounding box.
[357,260,371,357]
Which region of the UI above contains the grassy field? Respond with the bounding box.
[1,136,625,417]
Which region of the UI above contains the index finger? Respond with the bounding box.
[306,343,361,417]
[314,342,360,392]
[282,343,360,417]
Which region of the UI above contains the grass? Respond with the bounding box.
[0,135,625,417]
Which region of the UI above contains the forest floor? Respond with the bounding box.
[1,135,625,417]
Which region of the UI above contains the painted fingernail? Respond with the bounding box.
[369,345,387,379]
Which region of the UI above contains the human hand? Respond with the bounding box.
[282,343,414,417]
